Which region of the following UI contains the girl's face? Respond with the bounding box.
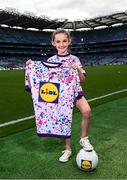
[52,33,71,55]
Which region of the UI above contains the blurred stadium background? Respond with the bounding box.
[0,8,127,179]
[1,9,127,70]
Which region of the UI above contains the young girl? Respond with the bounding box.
[26,28,94,162]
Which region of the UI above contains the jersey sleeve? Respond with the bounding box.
[74,71,84,100]
[25,63,32,92]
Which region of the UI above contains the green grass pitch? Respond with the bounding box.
[0,64,127,179]
[0,96,127,179]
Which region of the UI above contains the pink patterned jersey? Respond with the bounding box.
[47,54,86,74]
[25,59,83,138]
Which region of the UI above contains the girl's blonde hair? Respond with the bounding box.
[51,28,71,42]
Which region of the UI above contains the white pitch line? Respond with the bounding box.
[0,88,127,128]
[88,88,127,102]
[0,115,35,128]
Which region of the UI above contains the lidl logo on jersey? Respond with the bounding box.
[39,82,60,103]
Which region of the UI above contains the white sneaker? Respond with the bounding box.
[59,150,72,162]
[79,136,94,151]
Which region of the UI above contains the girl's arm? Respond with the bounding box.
[77,67,85,83]
[26,59,32,65]
[71,64,85,83]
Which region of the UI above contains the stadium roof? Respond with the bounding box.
[0,9,127,31]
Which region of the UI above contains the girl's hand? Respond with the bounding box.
[26,59,32,65]
[71,64,79,70]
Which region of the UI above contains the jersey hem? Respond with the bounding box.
[37,133,71,139]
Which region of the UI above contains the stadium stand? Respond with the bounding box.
[0,9,127,69]
[0,27,51,44]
